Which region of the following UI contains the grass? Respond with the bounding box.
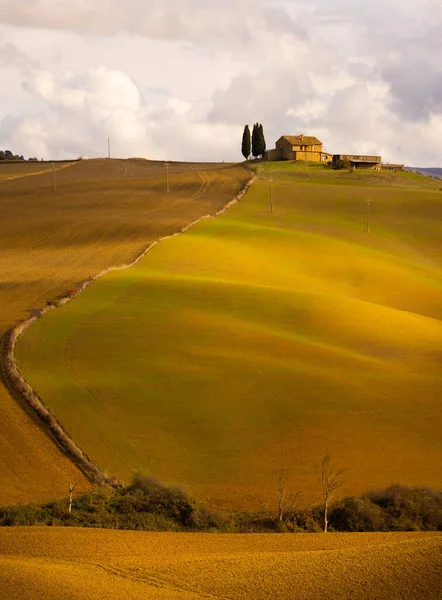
[0,158,250,505]
[15,161,442,508]
[0,527,441,599]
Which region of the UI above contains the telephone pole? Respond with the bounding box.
[366,197,371,232]
[165,162,170,193]
[108,137,111,159]
[52,161,56,192]
[269,177,273,214]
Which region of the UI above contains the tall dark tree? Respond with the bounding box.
[258,124,266,156]
[241,125,251,160]
[251,123,266,158]
[251,123,259,158]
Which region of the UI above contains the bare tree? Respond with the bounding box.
[321,455,345,533]
[254,465,302,530]
[68,483,77,515]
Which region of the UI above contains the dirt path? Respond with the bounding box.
[0,161,78,182]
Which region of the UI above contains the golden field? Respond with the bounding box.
[0,527,440,599]
[15,162,442,508]
[0,158,250,504]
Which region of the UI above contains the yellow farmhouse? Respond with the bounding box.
[264,135,332,162]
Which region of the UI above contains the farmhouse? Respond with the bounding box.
[332,154,382,170]
[264,135,331,162]
[264,134,393,171]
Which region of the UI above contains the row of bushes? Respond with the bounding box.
[0,476,226,532]
[1,478,441,533]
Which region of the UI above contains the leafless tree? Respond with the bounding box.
[321,455,345,533]
[68,483,77,515]
[254,465,302,530]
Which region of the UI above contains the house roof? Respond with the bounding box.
[280,135,322,146]
[348,159,380,164]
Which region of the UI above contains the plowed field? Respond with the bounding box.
[0,528,440,599]
[0,159,250,504]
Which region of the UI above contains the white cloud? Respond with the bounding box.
[1,1,442,164]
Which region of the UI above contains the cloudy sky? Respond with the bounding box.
[0,0,441,165]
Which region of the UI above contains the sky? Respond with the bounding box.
[0,0,441,165]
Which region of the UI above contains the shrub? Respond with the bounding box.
[333,159,351,170]
[330,497,385,532]
[367,485,442,531]
[125,475,195,526]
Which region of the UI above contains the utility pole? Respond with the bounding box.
[108,137,111,159]
[165,162,170,193]
[52,161,56,192]
[366,197,371,233]
[269,177,273,214]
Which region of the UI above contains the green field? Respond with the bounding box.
[16,162,442,507]
[0,158,249,504]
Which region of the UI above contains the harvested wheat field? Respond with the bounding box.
[0,161,74,181]
[0,528,440,599]
[0,158,250,504]
[15,162,442,508]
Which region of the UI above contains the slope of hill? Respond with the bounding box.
[0,158,250,504]
[0,528,440,599]
[15,162,442,508]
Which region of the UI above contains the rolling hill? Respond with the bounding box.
[14,162,442,507]
[0,158,250,504]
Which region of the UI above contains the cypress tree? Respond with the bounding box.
[241,125,251,160]
[257,124,266,157]
[251,123,259,158]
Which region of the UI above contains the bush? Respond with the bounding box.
[333,159,351,170]
[125,475,195,526]
[367,485,442,531]
[330,497,385,532]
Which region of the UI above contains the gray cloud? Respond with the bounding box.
[0,42,40,69]
[0,0,304,49]
[382,60,442,122]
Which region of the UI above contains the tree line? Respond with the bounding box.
[241,123,266,160]
[0,149,38,161]
[1,470,440,533]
